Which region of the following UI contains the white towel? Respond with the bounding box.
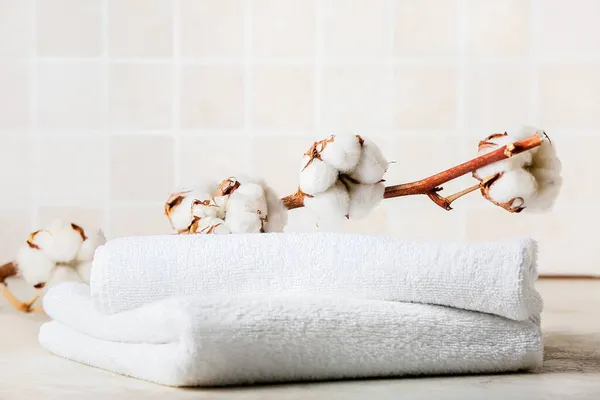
[39,283,543,387]
[91,232,541,321]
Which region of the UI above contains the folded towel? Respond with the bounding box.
[91,232,541,321]
[40,283,543,387]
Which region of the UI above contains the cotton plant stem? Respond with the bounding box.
[282,134,543,210]
[425,183,481,211]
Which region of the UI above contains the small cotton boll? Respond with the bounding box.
[346,181,385,219]
[320,134,362,172]
[474,133,533,180]
[253,178,288,232]
[76,228,106,261]
[486,169,538,210]
[165,190,198,232]
[35,220,84,263]
[225,211,263,233]
[304,180,350,221]
[349,138,389,184]
[16,244,56,287]
[190,217,231,234]
[525,140,562,212]
[299,156,339,195]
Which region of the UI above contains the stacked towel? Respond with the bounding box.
[39,232,544,387]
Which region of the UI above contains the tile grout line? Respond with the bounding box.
[457,0,469,240]
[102,0,111,238]
[244,0,253,172]
[29,0,39,231]
[173,0,181,188]
[313,0,321,137]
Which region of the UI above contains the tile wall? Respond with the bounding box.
[0,0,598,274]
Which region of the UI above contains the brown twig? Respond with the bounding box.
[282,134,543,210]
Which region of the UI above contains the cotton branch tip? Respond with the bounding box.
[475,126,562,213]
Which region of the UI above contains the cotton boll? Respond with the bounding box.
[35,220,84,263]
[319,134,362,172]
[164,190,198,232]
[474,133,533,180]
[299,156,339,195]
[76,228,106,261]
[15,244,56,288]
[304,180,350,221]
[525,140,562,212]
[346,181,385,219]
[255,179,288,233]
[190,217,231,234]
[225,211,263,233]
[486,169,538,211]
[349,138,389,184]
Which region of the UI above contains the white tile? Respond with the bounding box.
[109,63,173,129]
[37,62,106,130]
[0,64,30,129]
[0,0,33,58]
[36,0,103,57]
[108,0,173,58]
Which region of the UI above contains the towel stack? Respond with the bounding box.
[39,232,544,387]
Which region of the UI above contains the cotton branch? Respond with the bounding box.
[282,134,544,211]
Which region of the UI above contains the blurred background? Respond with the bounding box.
[0,0,596,276]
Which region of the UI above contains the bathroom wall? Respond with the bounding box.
[0,0,597,275]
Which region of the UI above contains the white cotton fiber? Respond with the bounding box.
[299,156,339,195]
[349,138,389,184]
[487,169,538,209]
[76,228,106,262]
[319,134,362,173]
[36,221,83,263]
[16,244,56,287]
[346,181,386,219]
[304,180,350,221]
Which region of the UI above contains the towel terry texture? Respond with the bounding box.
[39,232,545,387]
[39,283,543,387]
[90,232,542,321]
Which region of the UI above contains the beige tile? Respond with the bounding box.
[178,134,252,188]
[465,67,530,132]
[37,206,105,231]
[252,135,314,197]
[0,136,31,207]
[345,203,389,235]
[108,0,173,58]
[110,205,173,238]
[179,0,243,59]
[465,205,596,275]
[538,0,600,58]
[321,66,390,131]
[0,210,31,264]
[252,66,314,130]
[180,66,245,129]
[109,63,172,130]
[466,0,530,58]
[394,0,459,57]
[539,65,600,130]
[546,136,596,206]
[110,135,174,202]
[0,64,30,129]
[321,0,390,60]
[394,66,457,129]
[385,197,466,241]
[0,0,33,58]
[37,136,107,206]
[37,62,106,129]
[252,0,315,59]
[36,0,103,57]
